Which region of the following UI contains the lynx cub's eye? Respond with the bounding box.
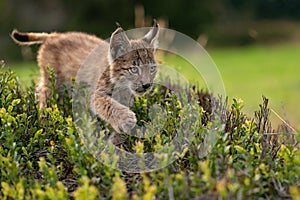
[129,66,139,74]
[150,65,157,74]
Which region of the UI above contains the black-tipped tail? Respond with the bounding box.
[11,29,49,45]
[11,30,30,43]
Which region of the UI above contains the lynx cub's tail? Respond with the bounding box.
[11,30,51,45]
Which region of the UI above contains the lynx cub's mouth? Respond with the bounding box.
[11,20,159,133]
[133,83,152,95]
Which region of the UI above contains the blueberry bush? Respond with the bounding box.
[0,63,299,199]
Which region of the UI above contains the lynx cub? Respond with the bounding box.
[11,22,159,133]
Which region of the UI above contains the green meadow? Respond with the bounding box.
[210,45,300,129]
[8,44,300,129]
[164,44,300,129]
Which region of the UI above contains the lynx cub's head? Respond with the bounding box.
[108,22,159,96]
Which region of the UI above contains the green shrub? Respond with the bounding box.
[0,63,299,199]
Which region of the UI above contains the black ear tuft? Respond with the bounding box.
[153,19,158,28]
[115,22,121,28]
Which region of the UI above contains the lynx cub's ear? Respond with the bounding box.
[109,26,130,61]
[143,20,159,49]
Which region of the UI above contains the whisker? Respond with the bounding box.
[271,108,296,132]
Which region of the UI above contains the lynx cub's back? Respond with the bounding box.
[11,22,159,133]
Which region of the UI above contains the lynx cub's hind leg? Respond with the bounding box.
[34,65,52,109]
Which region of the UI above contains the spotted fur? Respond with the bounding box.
[11,22,159,132]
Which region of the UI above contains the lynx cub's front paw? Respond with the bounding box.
[112,105,137,133]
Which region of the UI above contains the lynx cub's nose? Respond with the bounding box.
[142,83,152,90]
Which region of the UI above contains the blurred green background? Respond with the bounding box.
[1,0,299,128]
